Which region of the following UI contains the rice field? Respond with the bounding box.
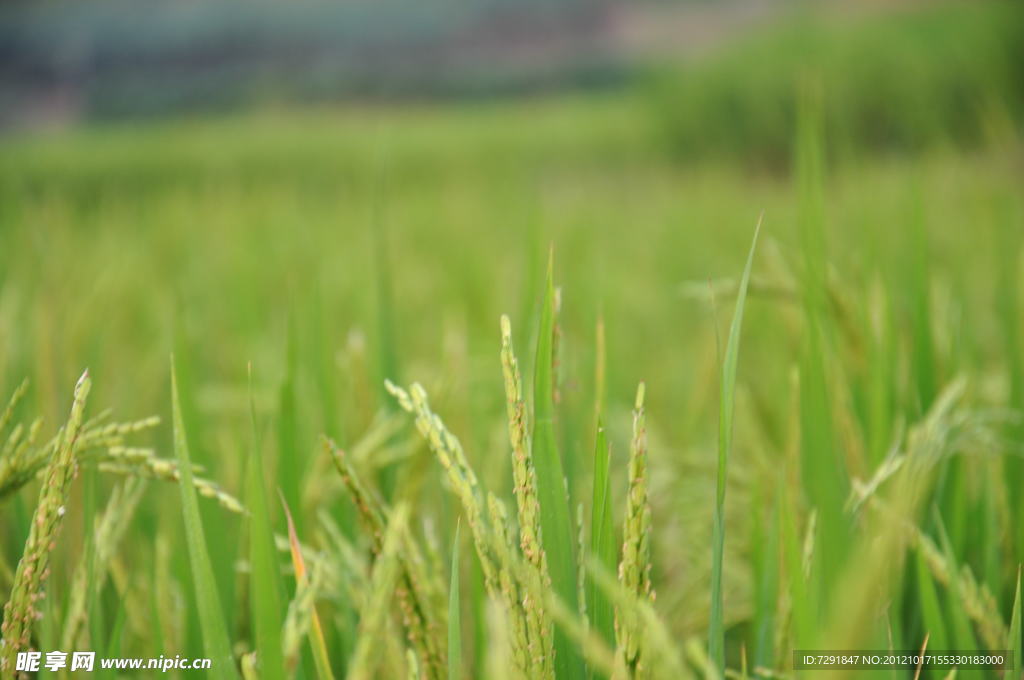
[1,5,1023,679]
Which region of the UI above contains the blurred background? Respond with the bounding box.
[2,0,1021,147]
[1,0,1023,673]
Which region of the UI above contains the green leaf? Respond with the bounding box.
[449,522,462,680]
[171,356,240,680]
[372,221,402,500]
[751,489,779,674]
[1007,567,1021,676]
[247,365,286,680]
[795,82,849,597]
[710,217,761,674]
[532,251,584,680]
[907,193,936,412]
[781,482,817,654]
[933,510,980,679]
[915,547,949,652]
[278,318,303,531]
[281,494,335,679]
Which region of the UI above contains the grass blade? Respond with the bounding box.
[795,81,849,601]
[751,491,779,674]
[278,318,304,532]
[449,522,461,680]
[710,218,762,674]
[915,546,949,653]
[932,510,980,679]
[247,365,286,680]
[171,356,240,679]
[1009,568,1021,677]
[532,252,584,680]
[373,208,401,500]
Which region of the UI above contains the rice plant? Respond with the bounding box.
[0,8,1021,676]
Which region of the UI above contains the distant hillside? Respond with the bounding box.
[0,0,628,126]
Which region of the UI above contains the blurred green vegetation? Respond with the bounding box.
[0,1,1023,677]
[649,1,1024,165]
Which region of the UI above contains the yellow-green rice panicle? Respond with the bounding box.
[0,392,173,505]
[541,582,618,680]
[327,436,387,546]
[0,380,29,438]
[487,493,533,675]
[1,370,91,677]
[59,478,147,651]
[485,495,558,680]
[96,457,243,513]
[500,316,544,566]
[281,494,336,680]
[327,437,445,679]
[589,559,684,680]
[0,425,26,465]
[407,648,421,680]
[616,382,652,675]
[484,597,518,680]
[500,315,556,676]
[76,415,161,449]
[0,419,42,500]
[282,562,325,669]
[384,380,499,594]
[347,502,410,680]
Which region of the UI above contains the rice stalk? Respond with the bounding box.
[589,417,616,651]
[96,457,242,513]
[530,254,584,680]
[915,524,1006,651]
[616,382,652,676]
[0,419,43,501]
[0,408,159,499]
[282,497,335,680]
[500,314,555,676]
[486,493,538,676]
[386,375,568,677]
[448,523,461,680]
[59,478,147,652]
[0,381,238,513]
[484,598,516,680]
[500,315,544,579]
[328,438,446,679]
[383,382,498,594]
[590,559,686,680]
[282,561,325,670]
[1,371,90,677]
[0,381,28,437]
[241,653,259,680]
[347,503,410,680]
[847,381,1008,651]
